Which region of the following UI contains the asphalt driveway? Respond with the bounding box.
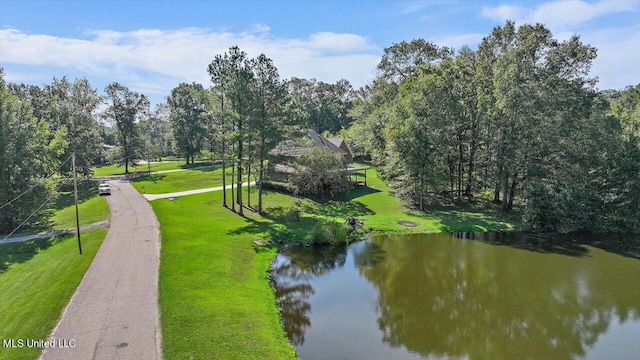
[40,179,161,360]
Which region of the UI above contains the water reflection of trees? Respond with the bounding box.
[271,244,348,345]
[362,233,640,360]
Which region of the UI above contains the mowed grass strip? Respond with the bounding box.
[92,160,214,177]
[153,190,297,360]
[130,166,227,194]
[0,229,106,360]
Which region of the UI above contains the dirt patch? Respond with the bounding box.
[398,220,418,227]
[253,239,267,246]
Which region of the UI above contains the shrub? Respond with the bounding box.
[290,147,352,197]
[262,180,296,194]
[286,207,301,222]
[307,219,347,245]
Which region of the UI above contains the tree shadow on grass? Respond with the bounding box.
[302,186,381,204]
[339,186,381,201]
[226,205,319,244]
[430,210,517,232]
[183,164,222,172]
[298,200,375,219]
[53,180,101,210]
[130,174,166,184]
[0,234,70,274]
[24,180,103,231]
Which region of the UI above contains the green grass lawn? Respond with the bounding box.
[92,160,214,176]
[50,180,110,229]
[263,167,522,236]
[130,166,227,194]
[152,167,523,359]
[336,168,523,233]
[0,229,106,360]
[153,190,297,360]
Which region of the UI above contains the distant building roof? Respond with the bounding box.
[271,130,353,163]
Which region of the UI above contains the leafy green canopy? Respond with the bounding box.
[0,70,65,233]
[291,147,352,196]
[348,22,640,234]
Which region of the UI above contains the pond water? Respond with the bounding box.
[271,232,640,360]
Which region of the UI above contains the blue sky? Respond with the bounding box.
[1,0,638,106]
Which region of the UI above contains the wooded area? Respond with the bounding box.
[344,22,639,233]
[1,21,638,234]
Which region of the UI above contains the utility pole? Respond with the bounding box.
[146,140,151,177]
[72,153,82,254]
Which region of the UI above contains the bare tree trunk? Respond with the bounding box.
[493,165,502,203]
[466,114,478,196]
[458,140,464,200]
[507,172,518,210]
[236,125,243,216]
[501,172,510,211]
[247,159,251,209]
[222,139,227,208]
[419,172,424,211]
[258,140,265,215]
[231,143,235,212]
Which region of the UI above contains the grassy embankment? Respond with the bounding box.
[151,166,522,359]
[0,181,109,360]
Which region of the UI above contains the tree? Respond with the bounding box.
[250,54,290,214]
[146,103,172,161]
[290,147,351,196]
[349,21,640,234]
[288,77,354,134]
[10,77,102,176]
[209,46,254,216]
[377,39,452,82]
[47,77,102,175]
[348,79,398,166]
[0,70,65,233]
[102,83,149,174]
[168,82,210,164]
[610,84,640,144]
[386,64,457,209]
[208,85,233,208]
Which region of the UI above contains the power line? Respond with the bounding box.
[0,155,73,211]
[1,178,67,241]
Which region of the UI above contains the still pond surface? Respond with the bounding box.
[271,232,640,360]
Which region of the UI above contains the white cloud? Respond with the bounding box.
[431,33,486,50]
[479,0,639,89]
[247,23,271,34]
[0,26,380,102]
[306,32,375,52]
[530,0,637,29]
[481,0,639,31]
[586,25,640,90]
[481,4,526,22]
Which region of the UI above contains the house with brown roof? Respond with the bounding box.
[270,130,368,186]
[271,130,353,163]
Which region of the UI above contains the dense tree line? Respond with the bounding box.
[347,21,639,233]
[2,21,638,235]
[0,70,65,233]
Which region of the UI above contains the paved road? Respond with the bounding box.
[143,181,255,201]
[40,179,161,360]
